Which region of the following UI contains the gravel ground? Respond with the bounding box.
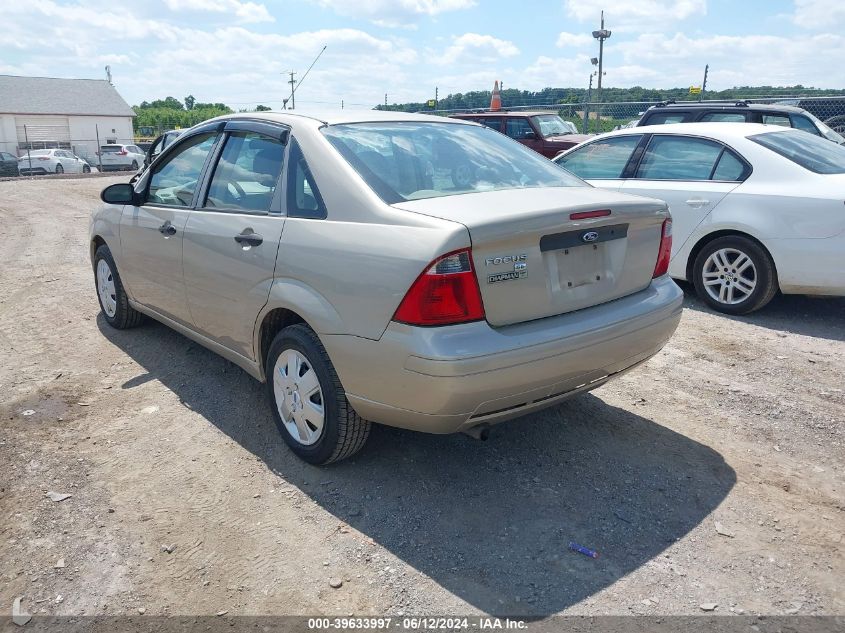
[0,176,843,619]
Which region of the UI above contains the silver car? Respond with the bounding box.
[91,111,682,464]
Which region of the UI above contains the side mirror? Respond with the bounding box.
[101,183,139,205]
[523,130,537,140]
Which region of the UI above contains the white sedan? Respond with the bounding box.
[555,122,845,314]
[18,149,92,175]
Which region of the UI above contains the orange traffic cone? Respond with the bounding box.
[490,80,502,111]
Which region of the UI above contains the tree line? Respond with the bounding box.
[132,96,272,134]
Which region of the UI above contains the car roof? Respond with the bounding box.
[598,121,799,140]
[647,102,805,114]
[208,109,477,127]
[450,111,553,118]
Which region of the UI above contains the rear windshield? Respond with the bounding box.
[100,146,123,153]
[322,122,584,203]
[749,130,845,174]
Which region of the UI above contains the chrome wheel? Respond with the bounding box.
[701,247,757,305]
[272,349,325,446]
[96,259,117,317]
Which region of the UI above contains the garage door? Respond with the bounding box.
[15,116,71,144]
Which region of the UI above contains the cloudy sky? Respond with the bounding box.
[1,0,844,109]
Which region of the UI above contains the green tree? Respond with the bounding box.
[255,104,272,111]
[184,95,196,110]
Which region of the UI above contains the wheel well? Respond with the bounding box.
[685,230,776,282]
[258,308,306,377]
[90,236,106,266]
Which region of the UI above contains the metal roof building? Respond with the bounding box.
[0,75,135,161]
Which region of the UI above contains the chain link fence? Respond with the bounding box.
[431,95,845,135]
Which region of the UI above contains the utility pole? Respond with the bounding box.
[700,64,709,102]
[592,11,612,107]
[435,86,438,110]
[286,71,297,110]
[583,73,594,134]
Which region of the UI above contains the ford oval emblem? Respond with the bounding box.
[582,231,600,243]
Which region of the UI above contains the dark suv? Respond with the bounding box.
[636,101,845,144]
[449,111,591,157]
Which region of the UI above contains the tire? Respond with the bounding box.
[55,164,63,174]
[692,235,778,315]
[82,164,91,173]
[266,324,370,465]
[130,160,139,171]
[93,244,145,329]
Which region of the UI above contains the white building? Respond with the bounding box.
[0,75,135,163]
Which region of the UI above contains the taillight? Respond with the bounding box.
[117,150,128,155]
[37,156,50,160]
[393,248,485,326]
[653,218,672,278]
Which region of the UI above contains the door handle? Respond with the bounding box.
[685,198,710,207]
[234,231,263,247]
[158,221,177,236]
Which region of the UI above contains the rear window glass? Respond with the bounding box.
[322,122,584,203]
[100,146,123,153]
[643,112,688,125]
[700,112,748,122]
[749,130,845,174]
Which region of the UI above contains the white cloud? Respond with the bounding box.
[436,33,519,65]
[564,0,706,29]
[791,0,845,29]
[312,0,475,27]
[162,0,273,23]
[556,32,594,48]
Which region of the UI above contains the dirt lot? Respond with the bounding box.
[1,176,843,619]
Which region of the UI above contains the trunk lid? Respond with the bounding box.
[393,187,669,327]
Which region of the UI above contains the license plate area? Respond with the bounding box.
[541,224,628,291]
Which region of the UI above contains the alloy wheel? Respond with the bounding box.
[96,259,117,317]
[272,349,325,446]
[701,247,757,305]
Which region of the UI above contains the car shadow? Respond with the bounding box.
[98,315,735,617]
[678,282,845,343]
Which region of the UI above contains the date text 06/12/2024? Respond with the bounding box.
[307,617,528,630]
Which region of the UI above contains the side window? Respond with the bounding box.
[700,112,748,122]
[147,133,217,207]
[204,131,285,213]
[476,118,502,131]
[711,149,748,181]
[762,114,791,127]
[636,135,723,181]
[505,118,535,140]
[643,112,688,125]
[556,135,641,179]
[286,139,326,219]
[790,114,821,136]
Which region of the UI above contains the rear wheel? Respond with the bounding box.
[266,324,370,465]
[82,164,91,173]
[94,245,145,329]
[130,160,139,171]
[55,164,63,174]
[692,235,778,315]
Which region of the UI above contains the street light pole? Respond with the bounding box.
[592,11,612,107]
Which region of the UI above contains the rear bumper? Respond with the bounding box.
[323,276,683,434]
[769,234,845,296]
[18,167,49,175]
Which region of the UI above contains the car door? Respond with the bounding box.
[118,129,220,325]
[554,134,644,191]
[181,120,288,360]
[620,134,748,256]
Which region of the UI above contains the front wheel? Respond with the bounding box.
[692,235,778,315]
[55,163,63,174]
[94,245,145,328]
[266,324,370,465]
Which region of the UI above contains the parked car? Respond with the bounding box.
[18,149,91,175]
[449,111,591,157]
[636,101,845,144]
[91,111,682,464]
[97,144,146,171]
[0,151,20,176]
[555,122,845,314]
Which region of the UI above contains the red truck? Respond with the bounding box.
[449,111,591,158]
